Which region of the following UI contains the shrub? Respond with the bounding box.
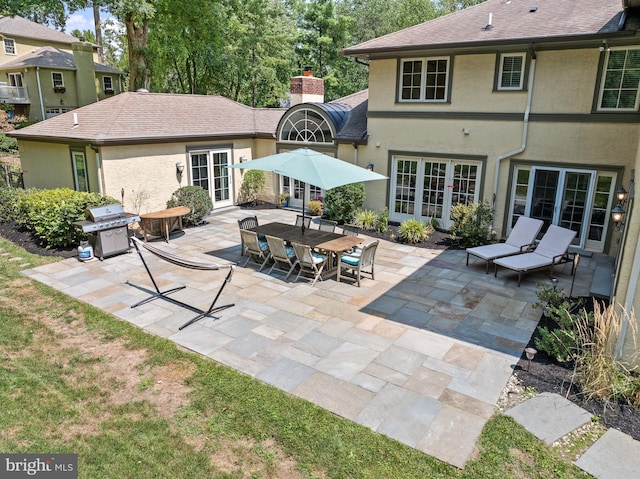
[449,201,493,248]
[0,134,17,154]
[239,170,265,206]
[307,199,324,216]
[377,207,389,233]
[353,209,378,231]
[324,183,366,224]
[532,282,585,362]
[16,188,118,248]
[166,186,212,226]
[0,186,28,222]
[398,218,434,244]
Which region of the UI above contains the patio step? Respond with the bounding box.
[590,261,614,300]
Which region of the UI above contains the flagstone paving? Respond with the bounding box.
[21,207,602,468]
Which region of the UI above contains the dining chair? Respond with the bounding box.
[265,235,298,279]
[292,242,327,286]
[295,215,312,229]
[339,240,379,287]
[237,215,259,256]
[341,224,359,237]
[317,219,338,233]
[239,229,270,271]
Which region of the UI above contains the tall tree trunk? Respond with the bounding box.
[93,3,104,63]
[125,15,150,91]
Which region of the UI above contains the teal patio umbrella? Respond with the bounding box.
[229,148,387,232]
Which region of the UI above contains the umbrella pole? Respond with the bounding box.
[302,193,306,234]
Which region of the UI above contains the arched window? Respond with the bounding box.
[279,108,334,143]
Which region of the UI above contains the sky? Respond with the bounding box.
[65,7,113,34]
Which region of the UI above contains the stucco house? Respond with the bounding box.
[0,15,124,121]
[9,0,640,360]
[340,0,640,360]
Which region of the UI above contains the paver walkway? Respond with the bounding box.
[21,207,601,468]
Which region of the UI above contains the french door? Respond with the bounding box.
[189,149,233,208]
[509,166,617,252]
[390,156,481,229]
[282,177,323,210]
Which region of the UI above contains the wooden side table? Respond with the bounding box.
[140,206,191,242]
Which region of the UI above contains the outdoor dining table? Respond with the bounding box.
[249,222,363,281]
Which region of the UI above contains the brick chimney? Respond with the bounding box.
[289,66,324,106]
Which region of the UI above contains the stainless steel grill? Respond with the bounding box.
[74,204,140,260]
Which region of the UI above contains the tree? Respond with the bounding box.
[0,0,84,28]
[437,0,486,14]
[70,28,96,43]
[108,0,156,91]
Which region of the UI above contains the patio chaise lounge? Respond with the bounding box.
[493,225,577,286]
[466,216,544,273]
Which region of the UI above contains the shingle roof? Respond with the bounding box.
[342,0,629,58]
[0,15,78,45]
[0,46,122,74]
[9,91,286,145]
[330,90,368,143]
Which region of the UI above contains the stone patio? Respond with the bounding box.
[21,207,602,468]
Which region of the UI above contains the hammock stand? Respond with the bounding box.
[130,236,235,330]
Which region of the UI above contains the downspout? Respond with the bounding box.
[352,142,358,165]
[492,45,537,231]
[615,177,635,359]
[90,144,104,195]
[35,66,45,120]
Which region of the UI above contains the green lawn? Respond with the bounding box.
[0,238,592,478]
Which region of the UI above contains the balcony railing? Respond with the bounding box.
[0,85,29,103]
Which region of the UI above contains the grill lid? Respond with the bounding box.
[85,204,125,222]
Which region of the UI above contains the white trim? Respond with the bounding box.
[51,71,64,88]
[497,53,525,90]
[597,46,640,111]
[3,38,16,55]
[398,56,450,103]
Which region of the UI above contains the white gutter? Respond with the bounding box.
[93,146,104,195]
[492,50,537,230]
[353,143,358,165]
[35,67,45,120]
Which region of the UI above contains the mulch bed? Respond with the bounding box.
[2,211,639,440]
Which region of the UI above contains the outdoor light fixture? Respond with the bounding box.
[524,347,537,371]
[239,155,247,163]
[175,162,185,174]
[365,163,374,171]
[612,203,626,228]
[616,186,628,203]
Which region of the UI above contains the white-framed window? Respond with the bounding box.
[399,57,450,102]
[8,73,23,87]
[103,76,113,92]
[279,108,335,143]
[3,38,16,55]
[71,150,89,192]
[52,72,64,88]
[498,53,525,90]
[598,47,640,111]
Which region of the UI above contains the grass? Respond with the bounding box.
[0,238,593,478]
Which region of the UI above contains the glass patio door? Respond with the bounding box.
[189,149,233,209]
[391,156,480,229]
[527,167,595,247]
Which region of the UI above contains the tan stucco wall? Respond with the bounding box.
[18,141,98,191]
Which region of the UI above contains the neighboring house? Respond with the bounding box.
[10,0,640,361]
[0,15,124,120]
[340,0,640,361]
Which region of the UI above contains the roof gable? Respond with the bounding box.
[0,46,122,74]
[343,0,628,57]
[0,15,79,45]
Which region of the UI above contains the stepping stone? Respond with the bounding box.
[505,392,592,444]
[575,428,640,478]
